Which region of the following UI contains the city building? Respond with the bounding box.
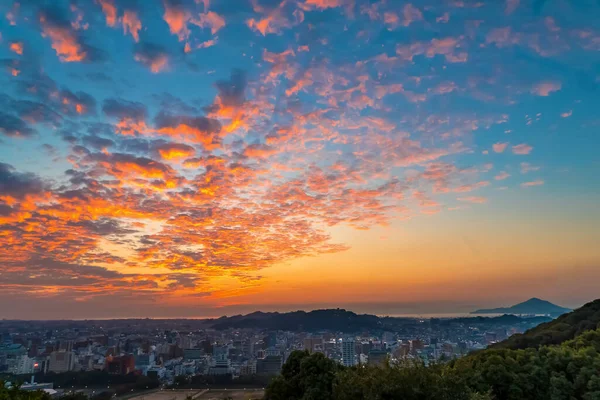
[304,336,324,353]
[208,345,231,375]
[257,355,282,375]
[105,354,136,375]
[46,351,75,373]
[341,338,356,367]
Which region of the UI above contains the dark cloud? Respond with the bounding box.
[72,145,92,157]
[0,204,14,216]
[102,98,148,122]
[60,89,97,116]
[86,72,114,82]
[82,135,115,150]
[78,218,137,236]
[0,94,62,126]
[0,112,36,138]
[117,137,153,154]
[16,71,59,101]
[15,100,63,125]
[0,163,45,198]
[85,152,176,178]
[153,93,199,114]
[133,42,170,73]
[0,257,123,287]
[215,69,247,107]
[154,112,222,135]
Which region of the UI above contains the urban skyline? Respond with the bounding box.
[0,0,599,320]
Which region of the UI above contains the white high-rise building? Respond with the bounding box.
[341,338,356,367]
[9,355,35,375]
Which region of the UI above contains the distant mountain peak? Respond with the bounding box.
[472,298,571,316]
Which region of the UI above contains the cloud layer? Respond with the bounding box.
[0,0,595,316]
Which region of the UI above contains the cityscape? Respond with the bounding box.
[0,311,551,397]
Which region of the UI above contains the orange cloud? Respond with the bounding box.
[561,110,572,118]
[122,10,142,42]
[163,0,191,41]
[98,0,117,27]
[154,113,222,148]
[39,13,87,62]
[193,11,225,34]
[157,143,196,160]
[9,41,23,55]
[247,15,286,36]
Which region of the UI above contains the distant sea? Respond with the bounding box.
[379,313,506,319]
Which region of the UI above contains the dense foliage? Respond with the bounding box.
[264,351,490,400]
[265,300,600,400]
[0,384,51,400]
[453,328,600,400]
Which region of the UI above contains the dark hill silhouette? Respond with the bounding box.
[208,309,382,332]
[206,308,551,332]
[472,297,571,316]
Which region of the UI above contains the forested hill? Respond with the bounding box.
[491,298,600,350]
[208,309,382,331]
[264,298,600,400]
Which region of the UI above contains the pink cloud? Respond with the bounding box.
[458,196,488,204]
[512,143,533,155]
[436,12,449,23]
[505,0,520,15]
[302,0,345,9]
[492,142,508,153]
[531,82,561,96]
[486,27,519,48]
[561,110,572,118]
[495,171,510,181]
[402,4,423,27]
[396,37,468,64]
[521,180,544,187]
[383,12,400,29]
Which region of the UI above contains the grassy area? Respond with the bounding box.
[194,389,264,400]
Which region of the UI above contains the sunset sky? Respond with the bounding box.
[0,0,599,319]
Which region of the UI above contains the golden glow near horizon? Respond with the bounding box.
[0,0,599,318]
